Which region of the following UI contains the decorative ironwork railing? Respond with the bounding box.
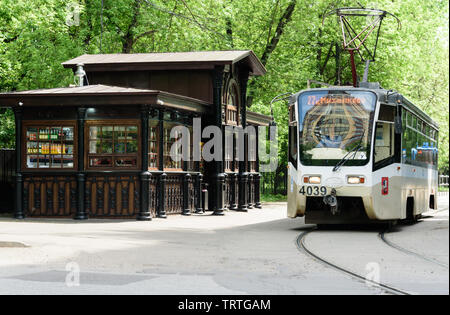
[165,175,183,215]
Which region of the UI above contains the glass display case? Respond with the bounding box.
[148,120,159,170]
[25,125,75,169]
[87,123,139,170]
[163,122,183,171]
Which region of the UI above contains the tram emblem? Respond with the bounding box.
[381,177,389,195]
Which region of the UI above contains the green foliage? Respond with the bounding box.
[261,193,287,203]
[0,0,448,170]
[0,108,15,148]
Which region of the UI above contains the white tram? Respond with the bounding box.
[287,83,439,224]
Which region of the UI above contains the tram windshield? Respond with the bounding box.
[298,90,377,166]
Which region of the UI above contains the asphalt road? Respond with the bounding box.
[0,196,448,295]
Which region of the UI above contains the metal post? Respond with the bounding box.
[255,173,262,208]
[138,105,152,221]
[13,107,24,219]
[195,173,204,213]
[157,173,167,218]
[362,59,371,83]
[238,69,249,212]
[212,66,225,216]
[158,110,164,171]
[75,108,88,220]
[335,42,341,86]
[182,173,192,215]
[254,126,262,209]
[230,173,238,210]
[247,174,254,209]
[349,50,358,87]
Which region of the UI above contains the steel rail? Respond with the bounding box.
[379,231,449,269]
[296,229,411,295]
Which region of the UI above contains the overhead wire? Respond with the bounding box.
[139,0,229,40]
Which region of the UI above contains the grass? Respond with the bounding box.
[438,186,449,192]
[261,194,287,203]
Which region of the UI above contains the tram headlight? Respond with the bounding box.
[347,176,365,184]
[304,176,321,184]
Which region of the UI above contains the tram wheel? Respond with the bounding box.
[405,197,416,225]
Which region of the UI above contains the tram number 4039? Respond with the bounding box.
[299,186,328,196]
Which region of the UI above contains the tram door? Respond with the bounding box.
[373,122,402,218]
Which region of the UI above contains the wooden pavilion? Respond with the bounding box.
[0,50,272,220]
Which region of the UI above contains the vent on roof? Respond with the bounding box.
[74,63,87,87]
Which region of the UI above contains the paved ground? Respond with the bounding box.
[0,197,448,295]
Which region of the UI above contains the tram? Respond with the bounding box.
[287,84,439,224]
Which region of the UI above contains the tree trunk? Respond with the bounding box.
[248,0,297,101]
[122,0,141,53]
[260,0,297,67]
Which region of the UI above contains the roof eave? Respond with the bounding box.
[0,89,211,114]
[62,51,267,76]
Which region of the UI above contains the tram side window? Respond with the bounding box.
[403,126,410,162]
[412,115,417,130]
[404,127,417,164]
[406,111,412,127]
[374,122,394,164]
[404,127,438,168]
[433,138,438,167]
[289,125,298,166]
[289,105,296,123]
[416,133,425,163]
[401,109,438,168]
[402,109,407,130]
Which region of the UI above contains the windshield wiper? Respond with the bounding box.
[332,130,366,172]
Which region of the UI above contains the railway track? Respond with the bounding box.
[296,229,412,295]
[379,230,449,269]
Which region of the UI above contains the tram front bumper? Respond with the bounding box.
[295,186,376,221]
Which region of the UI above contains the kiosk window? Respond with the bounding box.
[148,120,159,170]
[87,123,139,170]
[25,125,75,169]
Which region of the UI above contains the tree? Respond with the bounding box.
[0,0,448,172]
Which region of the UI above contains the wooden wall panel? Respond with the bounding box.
[24,175,76,217]
[89,71,213,104]
[85,175,140,218]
